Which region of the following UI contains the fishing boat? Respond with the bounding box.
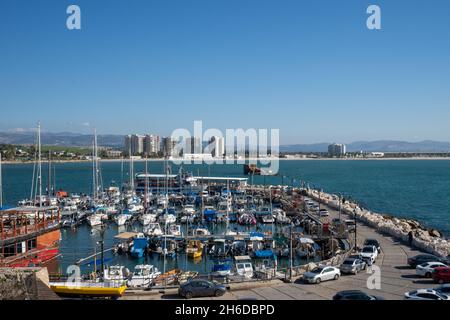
[103,265,130,285]
[186,240,204,259]
[127,264,161,288]
[50,281,127,298]
[212,259,233,276]
[129,233,148,258]
[234,255,254,279]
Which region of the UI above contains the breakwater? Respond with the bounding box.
[305,189,450,258]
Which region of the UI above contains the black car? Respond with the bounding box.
[364,239,381,253]
[178,279,227,299]
[333,290,385,300]
[407,254,446,268]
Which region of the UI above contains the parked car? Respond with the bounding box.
[432,267,450,284]
[333,290,384,300]
[363,239,381,254]
[360,245,378,264]
[416,262,448,278]
[404,289,450,300]
[318,209,329,217]
[340,258,367,275]
[178,279,227,299]
[434,284,450,298]
[407,254,446,268]
[302,266,340,284]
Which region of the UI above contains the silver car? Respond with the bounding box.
[340,258,367,274]
[303,266,341,284]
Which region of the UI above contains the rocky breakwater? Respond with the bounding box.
[306,189,450,259]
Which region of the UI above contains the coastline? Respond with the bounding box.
[3,156,450,165]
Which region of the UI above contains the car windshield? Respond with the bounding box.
[343,260,354,265]
[362,247,373,253]
[311,267,324,274]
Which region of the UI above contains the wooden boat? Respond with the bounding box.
[49,281,127,298]
[153,269,180,285]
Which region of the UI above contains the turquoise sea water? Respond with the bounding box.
[2,160,450,273]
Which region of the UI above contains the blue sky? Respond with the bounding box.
[0,0,449,144]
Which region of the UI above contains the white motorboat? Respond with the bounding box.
[87,213,103,227]
[115,213,130,226]
[182,204,196,215]
[159,214,176,225]
[144,222,163,237]
[139,213,157,225]
[167,224,182,237]
[192,228,211,237]
[127,265,161,288]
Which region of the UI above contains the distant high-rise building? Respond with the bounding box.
[185,137,202,154]
[144,135,160,155]
[209,136,225,157]
[162,137,177,157]
[124,135,132,155]
[124,134,145,155]
[328,143,347,157]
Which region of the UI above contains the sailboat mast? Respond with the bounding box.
[95,129,99,199]
[37,122,42,207]
[0,152,3,208]
[144,155,148,213]
[48,151,51,196]
[92,130,97,201]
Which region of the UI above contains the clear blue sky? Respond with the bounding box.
[1,0,449,144]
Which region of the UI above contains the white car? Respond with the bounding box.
[302,266,341,284]
[405,289,450,300]
[318,209,329,217]
[360,245,378,264]
[416,262,448,278]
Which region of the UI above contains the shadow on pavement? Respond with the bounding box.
[395,266,413,270]
[161,294,182,300]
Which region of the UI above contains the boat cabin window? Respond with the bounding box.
[2,244,16,257]
[27,238,37,250]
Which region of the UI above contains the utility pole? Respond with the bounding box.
[98,222,106,281]
[289,225,293,282]
[338,193,342,221]
[354,208,358,251]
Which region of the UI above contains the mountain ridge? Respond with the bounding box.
[1,132,450,152]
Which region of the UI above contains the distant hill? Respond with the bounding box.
[0,131,124,148]
[2,132,450,153]
[281,140,450,153]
